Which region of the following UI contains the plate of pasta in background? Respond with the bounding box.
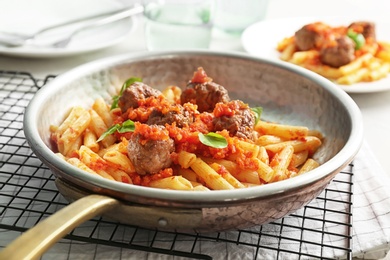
[241,17,390,93]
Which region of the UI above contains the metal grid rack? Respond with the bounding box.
[0,71,353,259]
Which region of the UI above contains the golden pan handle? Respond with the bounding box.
[0,179,204,260]
[0,194,119,260]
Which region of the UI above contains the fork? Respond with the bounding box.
[0,5,144,48]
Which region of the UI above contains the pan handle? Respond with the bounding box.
[0,194,119,260]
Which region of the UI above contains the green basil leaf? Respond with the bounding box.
[97,124,120,142]
[111,77,143,110]
[117,119,135,133]
[198,132,228,148]
[110,96,120,110]
[97,120,135,142]
[251,107,263,125]
[347,29,365,50]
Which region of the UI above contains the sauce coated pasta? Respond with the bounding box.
[50,67,323,191]
[277,21,390,85]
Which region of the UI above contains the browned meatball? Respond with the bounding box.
[348,21,376,40]
[118,82,161,113]
[320,36,356,68]
[181,81,230,113]
[294,22,329,51]
[146,105,194,127]
[212,100,255,140]
[127,125,174,175]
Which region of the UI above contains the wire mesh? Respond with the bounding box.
[0,71,353,259]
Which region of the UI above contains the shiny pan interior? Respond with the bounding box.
[23,50,363,231]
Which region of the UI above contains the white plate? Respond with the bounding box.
[0,0,137,58]
[241,17,390,93]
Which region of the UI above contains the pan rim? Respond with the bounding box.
[23,50,363,203]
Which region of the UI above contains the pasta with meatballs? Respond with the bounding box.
[277,21,390,85]
[50,67,323,191]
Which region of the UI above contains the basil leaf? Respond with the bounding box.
[347,29,365,50]
[111,77,143,110]
[117,119,135,133]
[251,107,263,125]
[97,120,135,142]
[111,96,120,110]
[198,132,228,148]
[97,124,120,142]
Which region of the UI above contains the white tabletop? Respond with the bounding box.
[0,0,389,259]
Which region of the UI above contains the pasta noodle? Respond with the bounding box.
[50,68,323,191]
[276,21,390,85]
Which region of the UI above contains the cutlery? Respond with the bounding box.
[0,5,144,48]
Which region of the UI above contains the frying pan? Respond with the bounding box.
[0,51,363,259]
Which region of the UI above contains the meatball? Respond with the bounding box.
[181,81,230,113]
[127,125,174,175]
[348,21,376,40]
[320,36,356,68]
[294,22,330,51]
[213,100,255,139]
[118,82,161,113]
[147,104,194,127]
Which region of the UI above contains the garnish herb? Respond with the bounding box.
[97,119,135,142]
[111,77,143,110]
[198,132,228,148]
[251,107,263,125]
[347,29,365,50]
[199,8,211,23]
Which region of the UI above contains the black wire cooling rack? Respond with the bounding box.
[0,71,354,259]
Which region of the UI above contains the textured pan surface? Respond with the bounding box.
[24,51,362,231]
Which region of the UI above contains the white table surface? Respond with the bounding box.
[0,0,389,259]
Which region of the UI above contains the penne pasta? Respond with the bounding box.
[67,157,114,180]
[270,145,294,182]
[276,22,390,85]
[339,53,372,75]
[104,167,133,184]
[150,176,193,190]
[257,146,269,164]
[83,128,100,153]
[54,106,85,138]
[179,168,199,182]
[190,158,234,190]
[103,150,136,174]
[59,109,91,155]
[161,85,182,104]
[255,121,308,139]
[364,62,390,81]
[209,163,245,189]
[255,158,274,183]
[276,36,294,52]
[290,50,318,64]
[265,136,322,154]
[337,67,369,85]
[65,135,83,158]
[51,70,325,191]
[89,109,116,148]
[200,157,239,174]
[290,150,309,168]
[255,135,284,146]
[177,150,197,169]
[280,42,296,61]
[92,97,113,127]
[237,140,260,158]
[232,169,261,185]
[191,184,210,191]
[298,158,320,175]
